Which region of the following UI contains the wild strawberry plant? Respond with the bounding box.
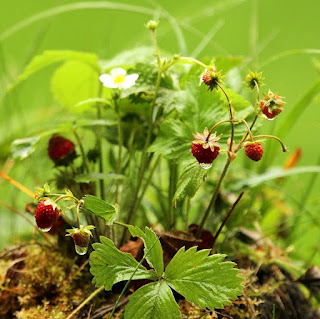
[5,20,290,317]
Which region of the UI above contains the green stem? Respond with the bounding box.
[216,82,234,152]
[207,119,234,140]
[76,201,81,228]
[135,155,160,214]
[185,197,191,231]
[211,192,244,248]
[97,102,105,200]
[114,220,130,228]
[121,27,162,243]
[168,161,176,229]
[197,157,231,237]
[178,56,207,69]
[251,134,287,152]
[53,194,79,204]
[114,93,123,204]
[73,128,89,174]
[109,238,160,318]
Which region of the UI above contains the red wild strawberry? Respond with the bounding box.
[191,128,221,169]
[191,143,220,165]
[260,90,285,119]
[245,142,264,162]
[48,135,76,166]
[48,216,65,235]
[35,200,60,232]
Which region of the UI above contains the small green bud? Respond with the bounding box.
[145,20,159,31]
[244,70,264,90]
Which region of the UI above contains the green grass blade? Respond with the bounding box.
[191,20,224,58]
[261,49,320,68]
[276,77,320,138]
[232,166,320,191]
[0,1,154,42]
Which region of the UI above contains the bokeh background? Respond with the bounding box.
[0,0,319,264]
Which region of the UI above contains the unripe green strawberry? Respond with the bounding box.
[201,67,223,91]
[245,142,264,162]
[66,225,95,255]
[35,200,60,232]
[48,135,76,166]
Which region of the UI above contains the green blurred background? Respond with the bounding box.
[0,0,319,264]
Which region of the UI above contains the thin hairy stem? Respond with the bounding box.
[109,237,160,318]
[216,82,234,152]
[197,157,231,237]
[121,27,162,244]
[73,128,89,174]
[212,192,244,248]
[251,135,287,152]
[114,94,123,204]
[96,83,105,200]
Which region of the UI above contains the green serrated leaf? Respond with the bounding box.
[90,237,158,290]
[149,83,254,161]
[173,161,207,202]
[8,50,99,92]
[125,281,180,319]
[81,195,118,225]
[165,247,243,309]
[128,226,164,277]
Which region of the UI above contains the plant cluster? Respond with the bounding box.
[1,20,301,318]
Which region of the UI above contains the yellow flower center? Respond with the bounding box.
[113,75,126,84]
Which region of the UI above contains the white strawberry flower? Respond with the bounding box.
[99,67,139,89]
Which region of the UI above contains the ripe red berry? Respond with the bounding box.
[191,143,220,164]
[259,90,285,119]
[35,200,60,231]
[48,216,65,235]
[245,142,264,162]
[260,101,282,119]
[48,135,76,166]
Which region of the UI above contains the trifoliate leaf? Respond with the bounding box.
[81,195,117,225]
[90,237,158,290]
[173,161,207,202]
[165,247,243,309]
[128,226,164,277]
[125,281,180,319]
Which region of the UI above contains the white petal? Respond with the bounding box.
[111,67,126,77]
[99,74,113,83]
[126,73,139,82]
[121,74,139,89]
[100,76,118,88]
